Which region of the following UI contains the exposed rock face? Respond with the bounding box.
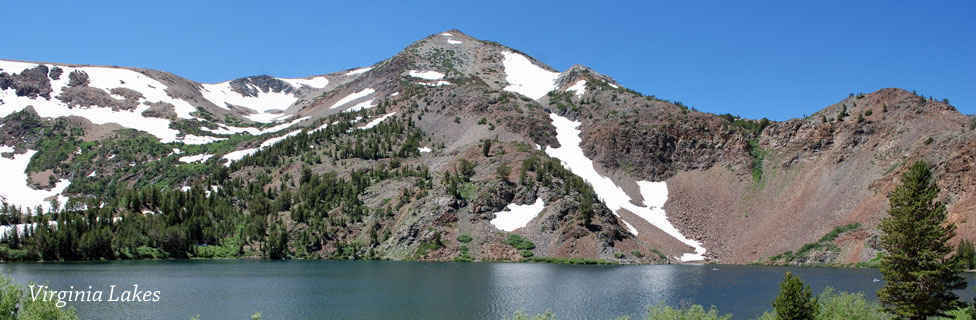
[141,101,177,119]
[229,75,295,97]
[48,67,63,80]
[57,86,140,110]
[0,65,54,98]
[67,70,90,87]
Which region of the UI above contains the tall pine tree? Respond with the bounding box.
[772,272,818,320]
[878,161,965,319]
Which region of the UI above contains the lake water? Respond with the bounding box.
[2,260,974,320]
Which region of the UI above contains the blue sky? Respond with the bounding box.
[1,0,972,120]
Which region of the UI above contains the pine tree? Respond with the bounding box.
[878,161,965,319]
[772,272,818,320]
[954,239,975,270]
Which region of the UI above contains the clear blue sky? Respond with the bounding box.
[2,0,972,120]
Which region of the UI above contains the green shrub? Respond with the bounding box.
[456,233,473,243]
[0,274,78,319]
[641,303,731,320]
[507,234,535,250]
[630,250,643,258]
[650,248,668,260]
[521,250,534,258]
[506,310,555,320]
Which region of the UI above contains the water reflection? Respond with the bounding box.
[1,261,974,320]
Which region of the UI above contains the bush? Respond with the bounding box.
[507,234,535,250]
[0,274,78,319]
[456,233,472,243]
[506,310,555,320]
[816,288,890,320]
[642,303,731,320]
[630,250,643,258]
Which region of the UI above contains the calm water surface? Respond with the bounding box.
[2,260,975,320]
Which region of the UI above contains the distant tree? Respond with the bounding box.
[878,161,965,319]
[954,239,975,270]
[579,194,594,226]
[771,272,818,320]
[883,103,889,113]
[482,140,492,157]
[821,115,827,123]
[496,165,511,182]
[837,105,848,122]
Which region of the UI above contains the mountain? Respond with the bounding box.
[0,29,973,264]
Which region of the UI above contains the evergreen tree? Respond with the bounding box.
[482,139,492,157]
[771,272,818,320]
[954,239,975,270]
[878,161,965,319]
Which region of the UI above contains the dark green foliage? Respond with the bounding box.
[925,137,935,145]
[879,161,965,319]
[954,239,975,270]
[496,164,511,182]
[818,223,861,243]
[883,103,888,113]
[865,109,873,116]
[772,272,819,320]
[578,193,594,226]
[650,248,668,260]
[482,139,492,157]
[765,223,862,265]
[837,105,848,122]
[749,139,766,184]
[0,274,78,319]
[507,234,535,250]
[630,250,643,258]
[456,234,472,243]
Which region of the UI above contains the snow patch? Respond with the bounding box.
[500,52,560,100]
[344,99,376,113]
[282,76,329,89]
[0,149,70,213]
[447,39,462,45]
[544,114,705,261]
[345,67,372,76]
[221,129,303,166]
[490,198,545,231]
[178,154,213,163]
[418,147,431,153]
[199,81,298,123]
[566,80,587,98]
[408,70,445,80]
[440,33,453,37]
[331,88,375,109]
[201,117,308,136]
[361,113,396,130]
[608,82,619,89]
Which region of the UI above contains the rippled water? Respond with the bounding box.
[2,260,974,319]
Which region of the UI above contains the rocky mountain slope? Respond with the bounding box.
[0,30,973,264]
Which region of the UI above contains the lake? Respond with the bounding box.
[2,260,974,320]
